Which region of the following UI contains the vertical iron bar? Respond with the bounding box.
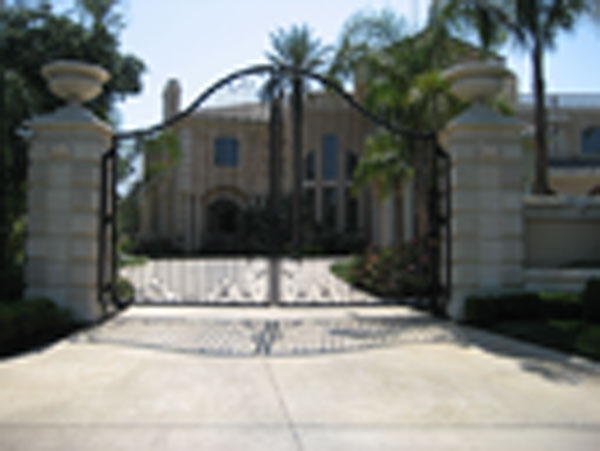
[444,149,452,303]
[428,138,441,315]
[110,140,118,306]
[97,150,109,311]
[268,90,283,305]
[407,136,421,305]
[0,60,7,299]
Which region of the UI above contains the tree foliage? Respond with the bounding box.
[331,9,467,196]
[262,23,331,98]
[0,2,145,299]
[439,0,594,194]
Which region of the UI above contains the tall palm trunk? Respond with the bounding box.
[532,36,551,194]
[291,76,303,252]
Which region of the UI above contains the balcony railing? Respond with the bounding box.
[549,158,600,168]
[519,93,600,109]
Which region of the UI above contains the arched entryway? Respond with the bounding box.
[205,198,242,252]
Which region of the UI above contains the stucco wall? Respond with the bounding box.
[524,195,600,268]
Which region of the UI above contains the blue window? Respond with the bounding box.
[582,127,600,155]
[214,137,239,167]
[322,135,338,180]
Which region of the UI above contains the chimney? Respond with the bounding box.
[163,78,181,120]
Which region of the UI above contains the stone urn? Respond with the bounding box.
[41,60,110,104]
[442,59,510,103]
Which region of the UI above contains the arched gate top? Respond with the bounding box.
[114,64,436,142]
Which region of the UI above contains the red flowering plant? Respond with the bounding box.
[349,241,431,300]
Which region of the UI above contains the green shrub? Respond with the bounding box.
[464,296,501,325]
[464,293,543,325]
[116,277,135,304]
[498,293,542,320]
[539,292,582,319]
[582,278,600,324]
[0,299,79,356]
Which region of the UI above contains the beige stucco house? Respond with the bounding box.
[518,93,600,195]
[138,77,600,253]
[139,80,373,252]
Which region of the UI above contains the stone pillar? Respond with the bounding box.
[25,61,111,322]
[441,61,526,320]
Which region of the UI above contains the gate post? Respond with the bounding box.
[24,61,111,322]
[440,61,526,320]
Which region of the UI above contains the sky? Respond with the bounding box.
[104,0,600,132]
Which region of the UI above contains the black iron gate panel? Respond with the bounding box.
[98,144,118,310]
[98,64,451,313]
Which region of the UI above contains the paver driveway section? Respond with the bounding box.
[121,257,380,305]
[1,306,599,450]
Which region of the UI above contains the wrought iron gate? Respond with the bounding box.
[98,65,450,313]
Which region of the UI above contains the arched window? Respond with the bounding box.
[581,127,600,155]
[214,136,240,166]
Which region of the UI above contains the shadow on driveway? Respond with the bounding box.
[72,307,600,385]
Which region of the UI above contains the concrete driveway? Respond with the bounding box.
[1,305,599,450]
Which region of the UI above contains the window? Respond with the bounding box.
[305,151,316,181]
[346,151,357,180]
[303,187,316,221]
[345,188,358,232]
[214,137,239,167]
[322,135,338,180]
[581,127,600,155]
[322,187,337,229]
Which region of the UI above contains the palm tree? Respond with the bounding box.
[331,9,467,199]
[265,24,331,252]
[441,0,592,194]
[266,24,331,86]
[75,0,122,33]
[331,8,480,264]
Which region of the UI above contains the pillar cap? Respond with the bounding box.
[442,59,510,103]
[42,60,110,104]
[28,104,112,137]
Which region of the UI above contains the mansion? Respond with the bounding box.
[138,77,600,252]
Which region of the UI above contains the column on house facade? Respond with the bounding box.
[369,188,382,246]
[402,178,415,242]
[193,195,202,250]
[25,61,111,322]
[380,194,396,247]
[441,61,527,320]
[175,127,193,251]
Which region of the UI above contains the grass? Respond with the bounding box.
[119,254,149,268]
[489,319,600,362]
[330,259,357,285]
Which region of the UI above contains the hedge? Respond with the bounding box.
[0,298,79,357]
